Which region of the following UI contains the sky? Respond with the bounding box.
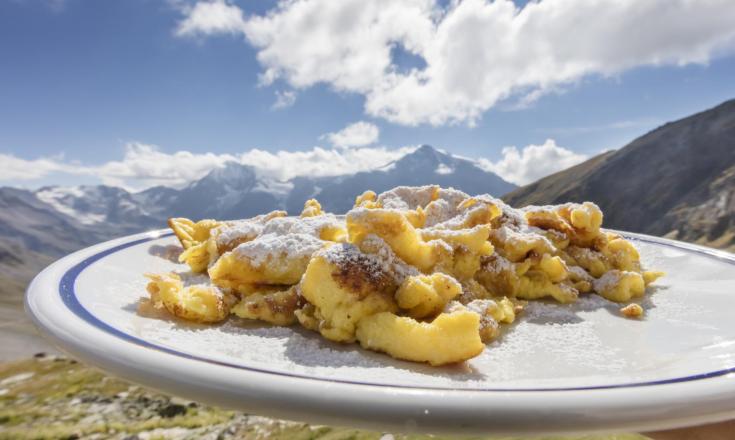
[1,0,735,191]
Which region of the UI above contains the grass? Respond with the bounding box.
[0,355,652,440]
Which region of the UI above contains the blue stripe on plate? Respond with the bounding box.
[59,231,735,392]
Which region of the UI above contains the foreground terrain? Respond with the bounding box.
[0,355,648,440]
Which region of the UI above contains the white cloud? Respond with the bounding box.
[1,139,586,190]
[93,143,239,188]
[177,0,735,126]
[175,0,247,37]
[0,153,76,180]
[322,121,380,148]
[477,139,588,185]
[0,142,415,191]
[272,90,296,109]
[238,144,414,180]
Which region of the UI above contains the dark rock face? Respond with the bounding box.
[504,99,735,250]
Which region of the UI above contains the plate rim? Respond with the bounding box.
[24,229,735,434]
[53,229,735,393]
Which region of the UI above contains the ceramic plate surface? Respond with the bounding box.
[26,229,735,435]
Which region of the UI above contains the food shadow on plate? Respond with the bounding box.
[147,244,183,263]
[126,299,487,379]
[275,323,488,380]
[216,317,486,379]
[523,285,668,326]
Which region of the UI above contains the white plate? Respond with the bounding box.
[25,229,735,435]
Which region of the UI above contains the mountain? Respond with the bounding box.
[0,187,100,255]
[0,236,54,301]
[165,162,286,219]
[36,185,161,230]
[0,144,516,305]
[1,145,514,249]
[286,145,516,213]
[505,99,735,250]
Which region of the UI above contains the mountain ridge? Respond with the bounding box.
[505,98,735,250]
[0,145,516,258]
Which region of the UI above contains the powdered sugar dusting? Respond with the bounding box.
[424,188,471,227]
[153,271,227,300]
[359,234,419,283]
[492,225,554,254]
[234,233,324,267]
[215,220,263,247]
[261,215,342,238]
[377,185,438,210]
[482,254,514,274]
[480,195,526,228]
[593,270,625,293]
[344,207,376,223]
[176,271,212,286]
[423,199,453,226]
[318,241,412,286]
[569,265,593,281]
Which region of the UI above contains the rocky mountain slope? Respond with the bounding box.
[0,237,57,360]
[505,99,735,250]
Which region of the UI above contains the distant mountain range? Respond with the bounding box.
[505,98,735,251]
[0,145,516,259]
[3,98,735,306]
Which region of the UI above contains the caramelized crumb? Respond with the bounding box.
[620,303,644,319]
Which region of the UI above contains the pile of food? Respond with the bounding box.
[143,186,662,366]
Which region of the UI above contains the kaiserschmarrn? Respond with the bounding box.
[143,186,663,366]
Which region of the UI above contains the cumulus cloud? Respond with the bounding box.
[322,121,380,148]
[0,142,415,191]
[477,139,588,185]
[272,90,296,109]
[175,0,247,37]
[176,0,735,126]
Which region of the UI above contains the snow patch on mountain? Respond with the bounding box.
[435,163,453,175]
[36,187,106,225]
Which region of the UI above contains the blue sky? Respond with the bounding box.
[1,0,735,190]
